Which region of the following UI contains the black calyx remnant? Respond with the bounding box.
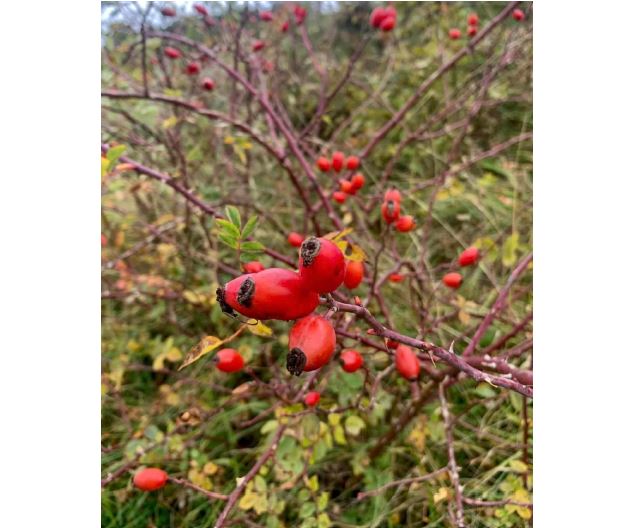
[300,236,321,267]
[386,200,395,215]
[237,277,255,307]
[216,287,236,317]
[286,348,307,376]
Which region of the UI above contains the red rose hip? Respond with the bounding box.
[333,191,347,203]
[468,25,478,37]
[164,47,181,59]
[298,237,346,293]
[202,78,215,90]
[243,261,265,273]
[458,246,479,267]
[194,4,208,16]
[215,348,245,372]
[186,62,200,75]
[316,157,331,172]
[449,28,461,40]
[287,232,304,247]
[332,151,345,172]
[467,13,479,25]
[343,260,364,289]
[395,344,420,380]
[351,173,365,191]
[442,272,462,289]
[346,156,360,170]
[340,349,364,372]
[304,391,320,406]
[512,9,525,21]
[288,315,336,375]
[133,468,168,491]
[395,215,415,232]
[380,16,396,32]
[161,7,176,16]
[370,7,387,28]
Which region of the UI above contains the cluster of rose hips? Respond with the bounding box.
[449,8,525,41]
[442,246,480,289]
[316,152,366,204]
[381,189,415,233]
[259,5,305,33]
[162,47,215,91]
[369,5,397,32]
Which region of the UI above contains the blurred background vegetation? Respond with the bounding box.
[102,2,532,526]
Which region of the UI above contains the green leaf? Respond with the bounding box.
[317,492,329,512]
[241,215,259,239]
[344,415,366,437]
[106,144,127,162]
[333,424,347,445]
[216,218,241,238]
[502,232,520,267]
[240,241,265,253]
[225,206,241,228]
[219,233,238,249]
[317,512,332,528]
[299,502,316,519]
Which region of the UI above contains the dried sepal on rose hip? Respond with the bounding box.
[340,349,364,373]
[217,268,319,321]
[214,348,245,372]
[298,237,346,294]
[133,468,168,491]
[395,344,421,381]
[287,315,336,375]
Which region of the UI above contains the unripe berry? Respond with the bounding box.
[340,349,364,373]
[281,20,290,32]
[186,62,200,75]
[260,11,273,21]
[467,13,479,25]
[343,260,364,289]
[332,151,345,172]
[164,47,181,59]
[133,468,168,491]
[214,348,245,372]
[351,173,365,191]
[298,237,346,293]
[243,260,265,273]
[194,4,208,16]
[380,16,396,32]
[288,232,304,247]
[333,191,347,204]
[339,180,355,195]
[316,157,331,172]
[252,40,266,52]
[370,7,387,28]
[161,7,176,16]
[202,77,215,90]
[458,246,479,267]
[449,28,461,40]
[217,268,319,320]
[395,215,415,232]
[512,9,525,21]
[395,344,420,380]
[468,25,478,37]
[346,156,360,170]
[442,272,462,289]
[389,273,404,283]
[304,391,320,407]
[287,315,336,375]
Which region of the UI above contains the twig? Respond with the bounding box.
[356,467,448,500]
[168,477,228,501]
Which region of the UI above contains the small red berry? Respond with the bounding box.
[449,28,461,40]
[218,268,319,321]
[340,349,364,373]
[294,5,307,25]
[333,191,347,204]
[442,272,462,289]
[194,4,208,16]
[101,234,107,247]
[164,47,181,59]
[370,7,387,28]
[161,7,176,16]
[386,339,399,349]
[316,157,331,172]
[202,78,215,90]
[288,232,304,247]
[260,11,273,22]
[332,151,345,172]
[351,173,365,191]
[458,246,479,267]
[243,261,265,273]
[395,215,415,233]
[346,156,360,170]
[468,25,478,37]
[186,62,200,75]
[288,315,336,374]
[298,237,346,293]
[281,20,290,32]
[395,344,420,380]
[381,199,401,224]
[389,273,404,283]
[380,16,396,32]
[252,40,266,52]
[512,9,525,21]
[467,13,479,25]
[339,180,355,195]
[304,391,320,407]
[133,468,168,491]
[343,260,364,289]
[215,348,245,372]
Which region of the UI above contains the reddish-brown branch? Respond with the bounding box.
[356,467,449,500]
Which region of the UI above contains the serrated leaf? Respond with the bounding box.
[216,218,241,238]
[219,233,239,249]
[241,215,259,239]
[344,415,365,437]
[240,241,265,252]
[248,321,273,337]
[225,206,241,228]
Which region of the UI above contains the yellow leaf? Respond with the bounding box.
[127,340,141,352]
[154,214,175,226]
[248,321,273,337]
[115,230,125,248]
[333,424,347,445]
[509,460,528,473]
[101,157,110,178]
[224,136,235,144]
[179,336,222,370]
[306,475,319,492]
[183,290,203,304]
[433,486,450,504]
[166,347,182,362]
[458,310,471,325]
[162,116,178,129]
[239,488,258,511]
[166,391,180,406]
[328,413,341,426]
[407,417,427,452]
[203,462,219,475]
[153,353,166,371]
[322,227,353,241]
